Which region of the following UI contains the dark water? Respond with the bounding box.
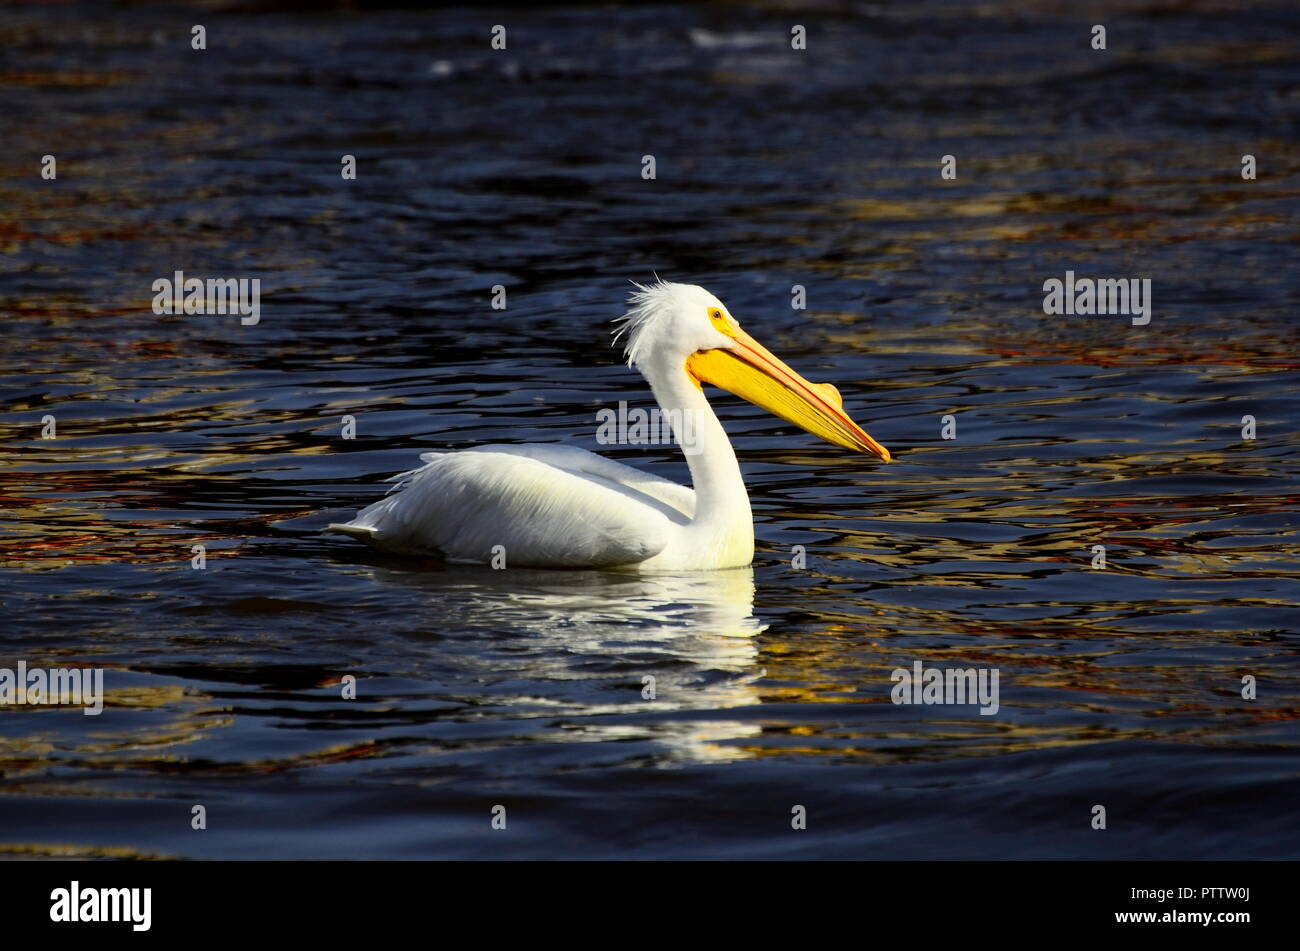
[2,1,1298,859]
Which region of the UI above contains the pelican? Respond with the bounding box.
[325,280,890,569]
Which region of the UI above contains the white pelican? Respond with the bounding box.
[326,280,890,569]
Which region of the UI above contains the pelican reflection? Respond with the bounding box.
[366,564,769,764]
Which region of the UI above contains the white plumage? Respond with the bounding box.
[326,280,888,570]
[330,444,693,567]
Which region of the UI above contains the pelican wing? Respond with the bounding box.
[327,446,692,568]
[469,444,695,519]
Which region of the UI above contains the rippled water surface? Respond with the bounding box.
[2,1,1298,859]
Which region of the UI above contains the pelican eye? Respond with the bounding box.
[707,307,736,335]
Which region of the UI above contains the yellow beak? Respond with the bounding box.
[685,328,891,462]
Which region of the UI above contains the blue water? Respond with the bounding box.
[1,1,1298,859]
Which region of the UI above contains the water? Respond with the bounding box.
[2,1,1298,859]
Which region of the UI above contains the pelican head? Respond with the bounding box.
[615,280,890,461]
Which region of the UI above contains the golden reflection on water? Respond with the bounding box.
[0,683,231,784]
[0,843,174,860]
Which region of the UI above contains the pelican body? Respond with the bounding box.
[326,281,889,570]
